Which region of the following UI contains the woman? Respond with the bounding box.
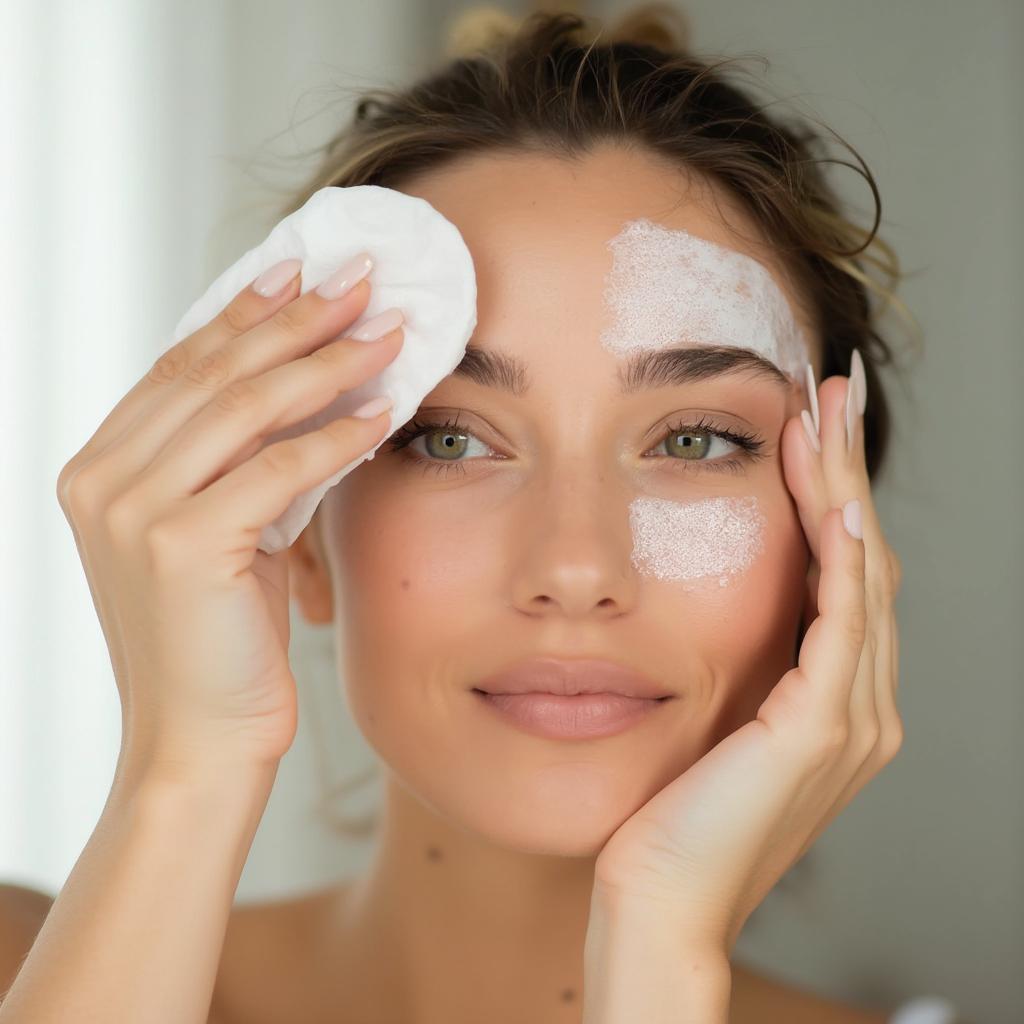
[1,6,961,1023]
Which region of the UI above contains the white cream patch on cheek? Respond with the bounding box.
[600,218,809,379]
[629,495,766,587]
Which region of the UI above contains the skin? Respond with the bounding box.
[250,142,878,1023]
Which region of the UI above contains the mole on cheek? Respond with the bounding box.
[629,495,766,587]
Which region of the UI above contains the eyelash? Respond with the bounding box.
[382,412,766,480]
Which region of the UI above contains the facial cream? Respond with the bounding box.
[629,495,766,586]
[600,218,809,379]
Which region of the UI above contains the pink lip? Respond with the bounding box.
[472,690,669,740]
[475,656,674,700]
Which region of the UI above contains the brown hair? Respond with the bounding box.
[270,2,921,483]
[270,3,920,843]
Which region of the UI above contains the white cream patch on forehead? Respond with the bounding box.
[629,495,766,587]
[601,218,810,379]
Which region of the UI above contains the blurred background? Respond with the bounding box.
[1,1,1020,1021]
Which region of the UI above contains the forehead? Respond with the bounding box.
[397,144,816,391]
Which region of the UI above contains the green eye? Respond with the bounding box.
[662,429,714,460]
[382,412,766,479]
[421,427,477,460]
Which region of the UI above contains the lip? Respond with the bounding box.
[471,656,675,740]
[474,656,675,700]
[472,690,669,740]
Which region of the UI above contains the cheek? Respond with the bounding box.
[630,493,809,679]
[323,475,500,716]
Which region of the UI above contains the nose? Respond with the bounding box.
[507,470,639,619]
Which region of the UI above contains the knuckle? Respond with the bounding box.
[844,603,868,647]
[140,516,189,567]
[219,299,253,337]
[881,717,905,761]
[272,301,308,338]
[855,722,881,762]
[259,439,300,476]
[103,491,146,539]
[212,376,259,415]
[61,465,108,517]
[798,718,849,771]
[183,349,234,391]
[147,344,192,386]
[310,340,345,367]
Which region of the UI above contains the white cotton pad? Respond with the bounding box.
[169,184,478,555]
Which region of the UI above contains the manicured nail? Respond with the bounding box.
[351,307,404,342]
[352,394,393,420]
[315,251,374,300]
[844,375,858,454]
[800,409,821,453]
[252,258,302,298]
[851,348,867,416]
[842,498,863,539]
[804,360,820,436]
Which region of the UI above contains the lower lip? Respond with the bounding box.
[472,690,671,740]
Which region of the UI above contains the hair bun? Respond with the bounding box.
[444,6,523,60]
[606,3,692,53]
[444,3,692,61]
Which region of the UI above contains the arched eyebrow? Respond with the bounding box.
[450,343,792,396]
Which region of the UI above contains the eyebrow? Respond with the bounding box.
[450,343,792,396]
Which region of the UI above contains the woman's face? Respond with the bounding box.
[297,143,819,857]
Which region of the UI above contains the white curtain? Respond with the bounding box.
[0,0,432,901]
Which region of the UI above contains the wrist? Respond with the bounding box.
[114,736,281,796]
[583,886,731,1024]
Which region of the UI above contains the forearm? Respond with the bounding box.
[582,888,732,1024]
[0,764,276,1024]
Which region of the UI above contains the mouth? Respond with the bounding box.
[471,688,673,740]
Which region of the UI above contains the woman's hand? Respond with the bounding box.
[591,353,904,955]
[56,257,404,784]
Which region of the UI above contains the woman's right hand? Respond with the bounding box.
[55,257,404,784]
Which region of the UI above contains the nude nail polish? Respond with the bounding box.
[851,348,868,416]
[804,360,820,436]
[801,409,821,453]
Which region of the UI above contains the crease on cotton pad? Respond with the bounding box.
[600,218,810,379]
[629,495,766,586]
[169,184,478,555]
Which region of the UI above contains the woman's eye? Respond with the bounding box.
[384,415,764,478]
[409,426,491,462]
[656,428,737,462]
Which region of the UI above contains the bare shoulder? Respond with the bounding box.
[0,883,56,998]
[212,883,353,1024]
[731,959,890,1024]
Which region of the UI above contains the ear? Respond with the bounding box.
[287,510,335,625]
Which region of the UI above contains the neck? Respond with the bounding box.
[333,770,602,1022]
[324,771,758,1023]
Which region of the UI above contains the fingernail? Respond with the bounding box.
[352,394,394,420]
[315,251,374,300]
[851,347,868,416]
[801,408,821,453]
[351,307,404,342]
[844,375,858,454]
[804,360,820,436]
[842,498,863,539]
[252,258,302,298]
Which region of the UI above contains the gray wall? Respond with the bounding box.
[204,3,1022,1021]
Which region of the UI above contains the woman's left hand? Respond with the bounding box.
[592,357,905,955]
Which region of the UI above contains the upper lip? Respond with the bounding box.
[474,656,674,699]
